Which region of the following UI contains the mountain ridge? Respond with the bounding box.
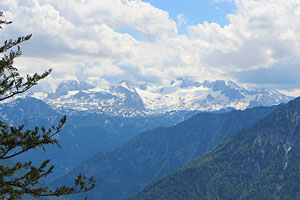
[31,79,293,116]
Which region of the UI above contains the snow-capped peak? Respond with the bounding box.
[118,80,136,93]
[37,79,293,116]
[47,80,95,99]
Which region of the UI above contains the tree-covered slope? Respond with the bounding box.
[54,105,280,200]
[127,97,300,200]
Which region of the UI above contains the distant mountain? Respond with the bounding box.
[176,77,201,88]
[109,80,145,112]
[127,97,300,200]
[47,80,94,99]
[0,97,197,181]
[39,79,292,116]
[139,79,292,112]
[44,80,146,116]
[53,104,280,200]
[0,97,59,127]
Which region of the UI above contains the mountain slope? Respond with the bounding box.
[53,105,280,200]
[127,97,300,200]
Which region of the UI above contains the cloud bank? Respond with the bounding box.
[0,0,300,93]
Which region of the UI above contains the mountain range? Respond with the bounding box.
[31,79,292,116]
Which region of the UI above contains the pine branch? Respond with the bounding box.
[0,116,66,160]
[0,69,52,101]
[0,11,12,29]
[0,35,32,53]
[1,168,96,199]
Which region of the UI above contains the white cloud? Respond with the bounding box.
[42,0,177,41]
[83,59,124,77]
[1,0,300,92]
[187,0,300,70]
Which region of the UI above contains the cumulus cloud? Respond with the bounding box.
[83,59,124,77]
[0,0,300,93]
[42,0,177,40]
[188,0,300,70]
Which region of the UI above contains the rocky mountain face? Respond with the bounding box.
[39,79,292,116]
[52,104,280,200]
[127,97,300,200]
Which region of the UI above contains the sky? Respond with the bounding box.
[1,0,300,96]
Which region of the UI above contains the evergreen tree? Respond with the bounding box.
[0,11,95,199]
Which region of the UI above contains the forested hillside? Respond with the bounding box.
[128,97,300,200]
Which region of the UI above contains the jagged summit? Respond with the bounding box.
[47,80,94,99]
[118,80,137,93]
[176,77,201,88]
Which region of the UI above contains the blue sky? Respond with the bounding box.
[144,0,236,27]
[1,0,300,96]
[119,0,236,39]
